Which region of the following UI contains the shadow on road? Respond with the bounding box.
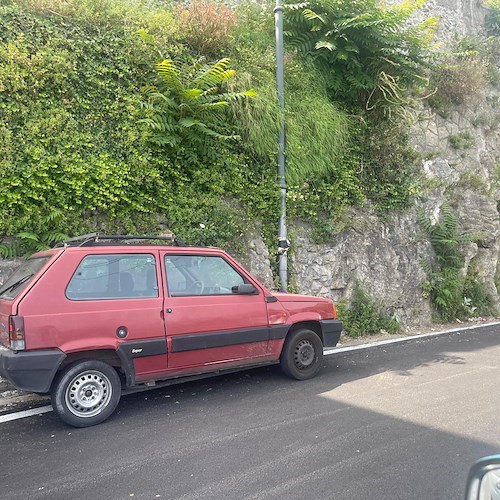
[1,325,499,499]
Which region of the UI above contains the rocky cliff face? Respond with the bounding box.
[408,0,488,43]
[291,213,434,326]
[0,259,22,286]
[289,0,499,325]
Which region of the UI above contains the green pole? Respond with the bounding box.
[274,0,288,292]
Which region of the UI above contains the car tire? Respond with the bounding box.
[51,360,121,428]
[280,329,324,380]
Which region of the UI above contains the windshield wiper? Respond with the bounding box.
[0,274,34,297]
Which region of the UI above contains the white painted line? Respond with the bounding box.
[324,321,500,356]
[0,405,53,424]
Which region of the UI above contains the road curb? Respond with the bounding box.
[324,320,500,356]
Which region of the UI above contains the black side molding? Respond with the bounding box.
[116,339,167,387]
[118,338,167,359]
[269,325,288,340]
[171,327,270,353]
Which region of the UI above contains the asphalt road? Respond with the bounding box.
[1,325,499,500]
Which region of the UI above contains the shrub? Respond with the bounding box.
[462,260,496,317]
[231,53,352,185]
[176,0,237,57]
[485,0,500,36]
[430,61,487,107]
[284,0,436,116]
[427,36,495,111]
[338,281,400,337]
[449,132,475,150]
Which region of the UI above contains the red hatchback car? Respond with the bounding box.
[0,234,342,427]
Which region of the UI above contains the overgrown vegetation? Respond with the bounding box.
[0,0,271,255]
[1,0,494,318]
[449,132,475,150]
[284,0,436,116]
[337,281,400,337]
[418,206,494,321]
[0,0,440,258]
[427,34,499,117]
[281,0,430,221]
[175,0,237,58]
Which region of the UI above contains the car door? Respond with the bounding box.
[60,251,168,381]
[160,251,270,369]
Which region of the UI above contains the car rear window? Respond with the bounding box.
[0,256,51,301]
[66,253,158,300]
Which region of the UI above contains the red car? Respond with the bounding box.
[0,234,342,427]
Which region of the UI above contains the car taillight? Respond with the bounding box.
[9,315,25,351]
[332,303,338,319]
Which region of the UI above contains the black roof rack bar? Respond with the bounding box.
[55,233,184,247]
[61,232,99,244]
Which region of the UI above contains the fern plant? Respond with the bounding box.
[284,0,437,116]
[140,57,256,155]
[0,210,69,258]
[0,241,20,259]
[0,231,68,258]
[16,230,69,254]
[418,205,482,321]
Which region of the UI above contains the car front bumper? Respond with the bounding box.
[320,319,343,347]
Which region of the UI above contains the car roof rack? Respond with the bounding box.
[54,233,186,248]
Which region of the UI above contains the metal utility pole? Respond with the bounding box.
[274,0,289,292]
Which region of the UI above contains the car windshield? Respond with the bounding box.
[0,256,50,300]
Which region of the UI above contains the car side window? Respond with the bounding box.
[165,255,245,296]
[66,254,158,300]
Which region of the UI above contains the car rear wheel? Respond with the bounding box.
[280,329,323,380]
[51,360,121,428]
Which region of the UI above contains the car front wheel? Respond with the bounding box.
[280,329,324,380]
[51,360,121,428]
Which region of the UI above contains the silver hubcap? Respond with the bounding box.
[294,339,315,370]
[65,370,113,418]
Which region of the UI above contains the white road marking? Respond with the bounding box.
[0,405,53,423]
[1,321,499,424]
[323,321,500,356]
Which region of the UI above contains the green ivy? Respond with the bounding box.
[0,2,278,255]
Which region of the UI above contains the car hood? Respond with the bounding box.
[272,292,331,304]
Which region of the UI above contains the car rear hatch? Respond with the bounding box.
[0,251,60,349]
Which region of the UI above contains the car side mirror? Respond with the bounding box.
[232,283,258,295]
[464,455,500,500]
